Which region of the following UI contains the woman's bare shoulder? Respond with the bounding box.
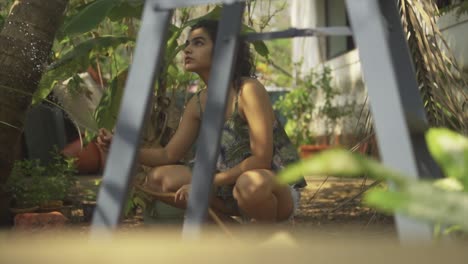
[239,77,267,97]
[238,77,271,116]
[240,77,264,88]
[184,90,205,120]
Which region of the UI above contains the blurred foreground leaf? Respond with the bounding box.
[426,128,468,189]
[366,182,468,231]
[278,148,405,186]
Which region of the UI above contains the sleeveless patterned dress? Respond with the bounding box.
[194,88,306,204]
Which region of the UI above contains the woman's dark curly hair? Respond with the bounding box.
[190,19,256,91]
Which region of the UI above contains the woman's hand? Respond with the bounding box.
[96,128,113,153]
[174,184,191,203]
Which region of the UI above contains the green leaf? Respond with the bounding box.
[50,36,134,71]
[241,25,269,58]
[252,40,269,58]
[84,130,97,146]
[61,0,121,37]
[365,181,468,231]
[108,0,143,21]
[277,148,407,185]
[133,196,147,210]
[183,6,223,27]
[433,178,464,192]
[124,198,134,216]
[165,25,184,60]
[93,69,128,130]
[0,14,4,30]
[33,36,133,104]
[443,225,463,235]
[124,188,136,216]
[33,79,59,105]
[426,128,468,189]
[278,149,365,184]
[364,189,408,213]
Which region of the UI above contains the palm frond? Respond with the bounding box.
[357,0,468,141]
[400,0,468,133]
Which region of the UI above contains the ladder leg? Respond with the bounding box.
[183,2,245,238]
[91,2,172,236]
[345,0,436,242]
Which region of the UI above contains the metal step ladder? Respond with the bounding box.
[91,0,442,243]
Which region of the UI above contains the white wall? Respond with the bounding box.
[437,10,468,70]
[291,3,468,138]
[290,0,326,75]
[290,0,363,138]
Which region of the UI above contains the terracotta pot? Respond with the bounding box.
[62,139,101,174]
[299,144,330,159]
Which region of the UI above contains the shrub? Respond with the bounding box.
[5,149,77,208]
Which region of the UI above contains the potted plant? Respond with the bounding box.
[61,138,102,174]
[5,161,43,213]
[274,66,352,158]
[5,149,77,214]
[44,151,77,208]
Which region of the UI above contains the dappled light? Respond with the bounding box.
[0,1,467,261]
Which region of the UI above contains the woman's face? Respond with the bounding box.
[183,27,214,74]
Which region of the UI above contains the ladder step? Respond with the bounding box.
[90,2,173,234]
[243,27,352,42]
[153,0,244,10]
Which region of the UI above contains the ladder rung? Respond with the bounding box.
[243,27,352,42]
[153,0,245,10]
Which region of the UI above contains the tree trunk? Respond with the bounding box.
[0,0,69,224]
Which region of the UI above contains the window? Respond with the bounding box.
[325,0,355,59]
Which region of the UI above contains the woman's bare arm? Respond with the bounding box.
[213,79,274,186]
[138,95,201,167]
[98,95,201,168]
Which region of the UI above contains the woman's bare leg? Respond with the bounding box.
[144,165,238,215]
[233,169,293,222]
[146,165,192,192]
[144,165,192,208]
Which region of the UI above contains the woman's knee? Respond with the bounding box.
[147,167,163,185]
[146,165,191,192]
[147,166,172,192]
[233,170,273,202]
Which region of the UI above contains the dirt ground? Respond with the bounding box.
[6,177,468,262]
[292,176,395,238]
[7,175,395,239]
[69,175,395,237]
[297,177,393,224]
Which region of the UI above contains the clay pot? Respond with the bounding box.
[62,139,101,174]
[299,144,330,159]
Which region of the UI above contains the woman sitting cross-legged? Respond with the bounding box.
[97,19,306,223]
